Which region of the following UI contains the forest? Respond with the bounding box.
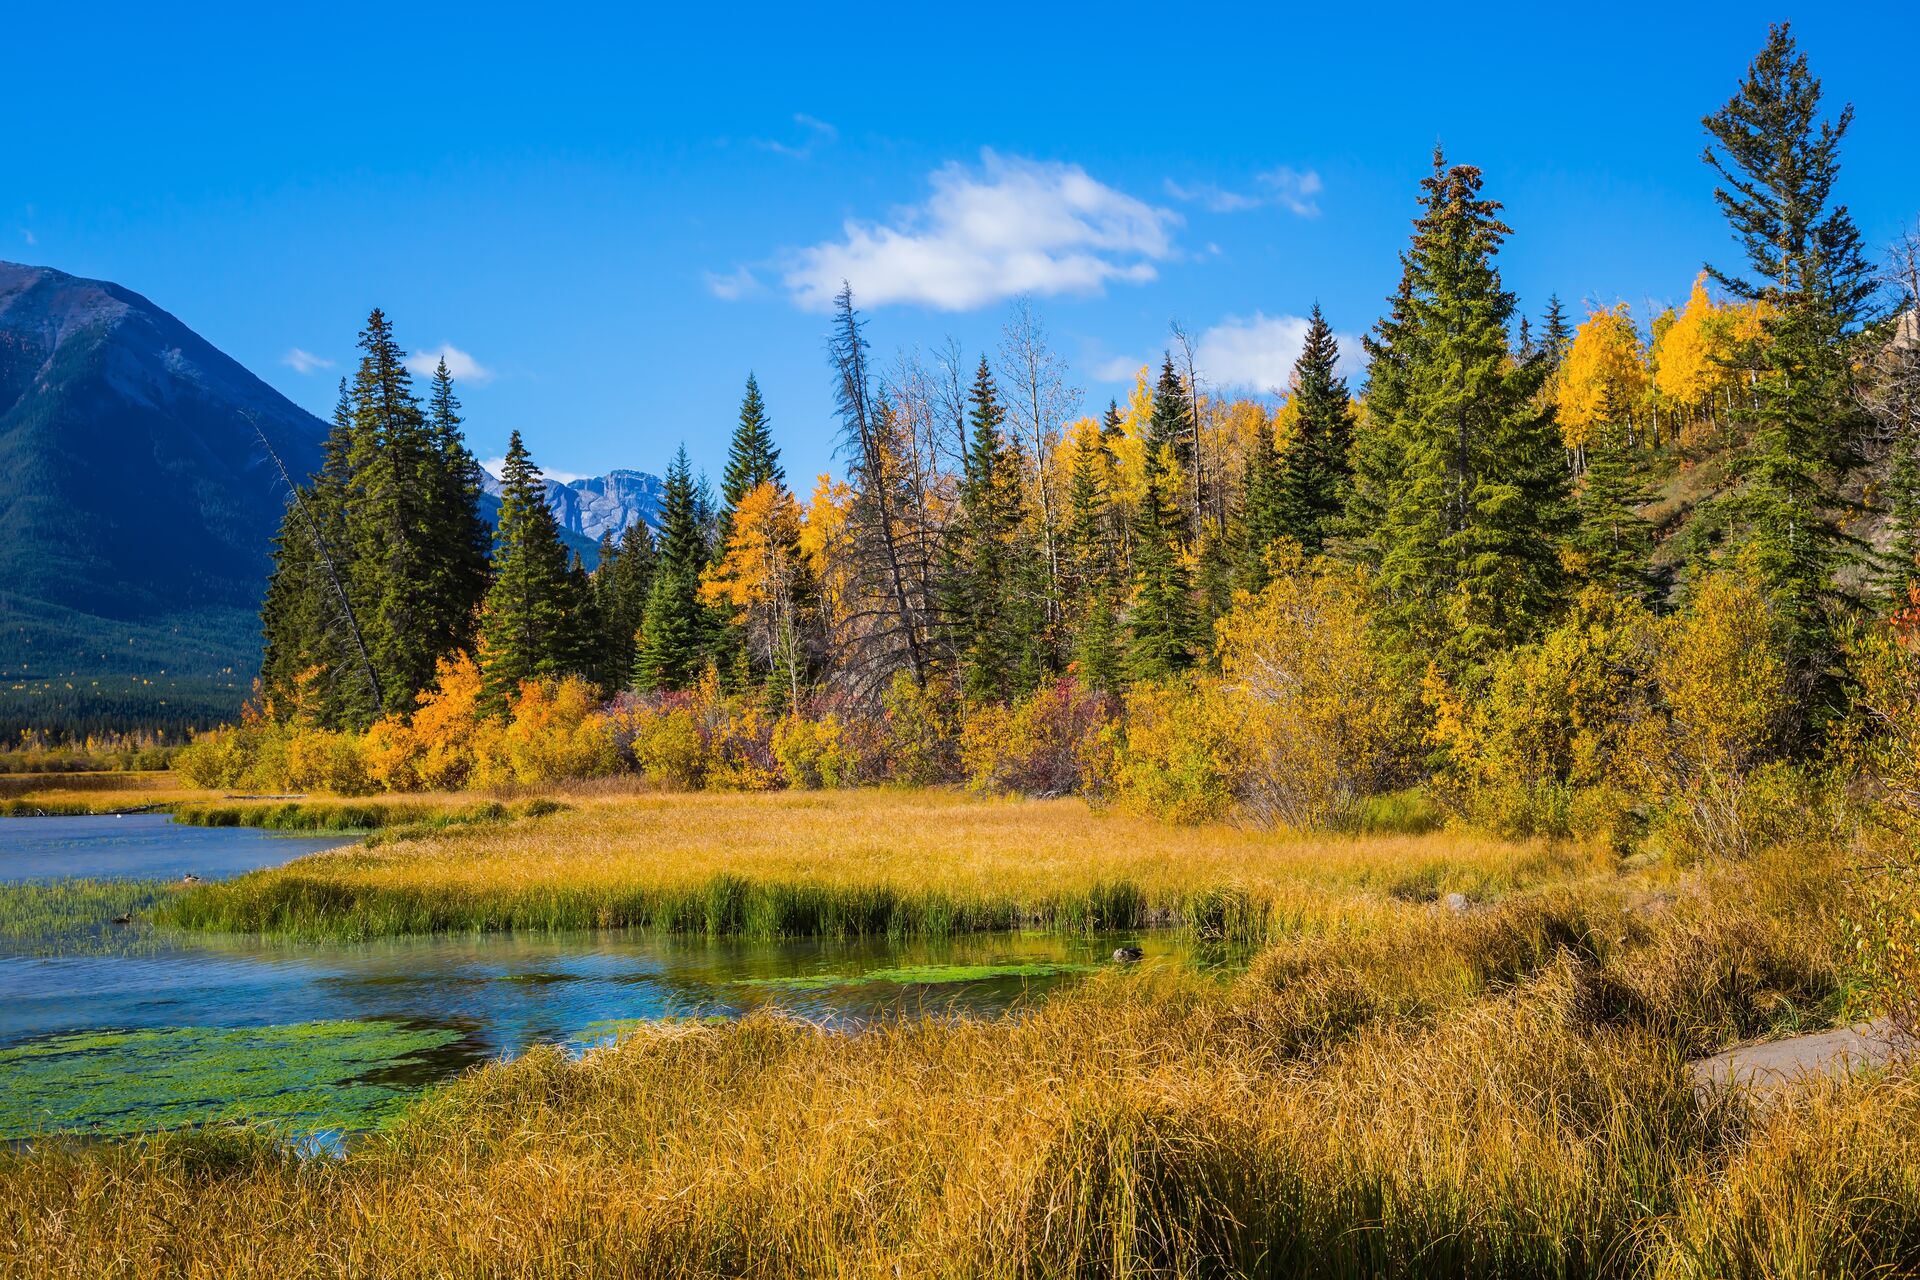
[162,24,1919,1007]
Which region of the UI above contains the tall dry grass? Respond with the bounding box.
[163,789,1610,940]
[0,846,1892,1278]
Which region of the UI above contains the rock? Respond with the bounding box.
[1442,893,1472,915]
[1112,946,1144,963]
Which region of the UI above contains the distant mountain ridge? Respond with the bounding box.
[479,467,661,551]
[0,260,658,732]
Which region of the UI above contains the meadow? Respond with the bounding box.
[159,788,1609,942]
[1,808,1902,1277]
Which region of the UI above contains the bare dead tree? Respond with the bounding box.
[1169,320,1215,530]
[827,285,937,698]
[998,298,1080,623]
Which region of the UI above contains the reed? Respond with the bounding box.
[0,847,1892,1278]
[162,789,1610,941]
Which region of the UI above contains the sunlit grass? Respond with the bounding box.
[163,789,1613,940]
[0,846,1889,1277]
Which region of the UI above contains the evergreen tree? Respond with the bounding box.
[1349,153,1572,670]
[593,519,657,690]
[1700,22,1877,661]
[476,431,594,712]
[1539,294,1573,371]
[1127,463,1196,680]
[633,446,712,691]
[947,358,1046,701]
[422,357,492,665]
[718,373,784,540]
[1147,354,1195,518]
[1272,304,1355,556]
[1062,429,1123,690]
[1239,410,1285,589]
[1571,392,1657,600]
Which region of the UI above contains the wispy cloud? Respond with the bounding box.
[1090,355,1149,384]
[756,112,839,160]
[406,344,494,385]
[1164,166,1323,218]
[704,266,760,300]
[784,150,1180,312]
[281,347,333,375]
[1192,312,1361,394]
[479,456,589,485]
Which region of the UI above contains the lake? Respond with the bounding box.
[0,814,1227,1140]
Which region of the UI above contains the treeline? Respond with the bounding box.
[247,26,1919,809]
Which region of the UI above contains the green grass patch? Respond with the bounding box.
[170,797,568,839]
[736,961,1099,990]
[0,1021,464,1140]
[0,877,185,947]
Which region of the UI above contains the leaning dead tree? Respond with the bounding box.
[248,411,383,713]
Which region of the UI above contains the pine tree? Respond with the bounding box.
[1700,22,1877,661]
[593,519,656,690]
[1571,391,1656,600]
[1127,462,1196,680]
[1349,152,1572,670]
[1062,427,1123,689]
[1239,411,1284,589]
[633,446,712,691]
[1272,304,1354,556]
[422,357,491,667]
[1539,295,1573,371]
[476,431,594,713]
[947,358,1046,701]
[1147,354,1195,482]
[719,373,784,539]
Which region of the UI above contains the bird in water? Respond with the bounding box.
[1112,945,1144,964]
[109,912,132,926]
[180,874,203,885]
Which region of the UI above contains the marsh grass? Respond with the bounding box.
[0,878,183,950]
[0,855,1893,1277]
[164,789,1606,941]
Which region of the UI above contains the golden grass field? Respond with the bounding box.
[163,788,1616,940]
[3,785,1911,1275]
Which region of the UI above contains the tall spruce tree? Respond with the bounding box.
[1062,427,1123,690]
[718,373,784,541]
[1147,354,1196,523]
[1571,392,1657,601]
[1348,153,1571,670]
[1700,22,1877,661]
[633,446,712,691]
[1238,411,1285,589]
[476,431,594,713]
[593,519,657,690]
[1539,295,1573,371]
[1272,304,1355,556]
[422,357,492,664]
[946,358,1047,701]
[1127,463,1196,680]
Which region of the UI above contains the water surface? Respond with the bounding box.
[0,813,353,881]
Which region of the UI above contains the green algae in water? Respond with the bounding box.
[735,961,1097,991]
[0,1020,463,1140]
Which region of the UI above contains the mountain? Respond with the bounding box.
[0,261,666,734]
[0,261,328,733]
[478,467,662,563]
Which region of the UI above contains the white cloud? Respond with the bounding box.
[18,227,35,246]
[1090,355,1149,384]
[479,456,589,485]
[1164,166,1323,218]
[783,150,1180,312]
[1193,312,1361,394]
[407,344,494,385]
[1258,166,1324,217]
[704,266,760,300]
[281,347,333,375]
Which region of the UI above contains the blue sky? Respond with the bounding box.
[8,2,1917,484]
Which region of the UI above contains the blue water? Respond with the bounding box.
[0,813,355,882]
[0,817,1220,1122]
